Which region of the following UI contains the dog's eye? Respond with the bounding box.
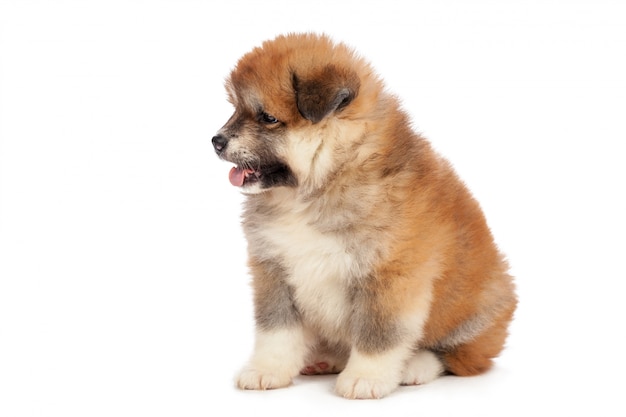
[260,112,279,124]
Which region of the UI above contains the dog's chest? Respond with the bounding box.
[255,209,363,336]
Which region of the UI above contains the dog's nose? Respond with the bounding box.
[212,134,228,152]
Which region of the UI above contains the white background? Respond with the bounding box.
[1,1,625,416]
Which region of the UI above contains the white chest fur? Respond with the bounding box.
[250,206,365,340]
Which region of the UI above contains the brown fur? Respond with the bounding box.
[213,33,517,398]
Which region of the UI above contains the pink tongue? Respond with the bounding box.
[228,167,255,187]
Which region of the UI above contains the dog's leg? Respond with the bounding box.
[235,258,307,390]
[237,327,308,390]
[335,344,414,399]
[335,272,435,399]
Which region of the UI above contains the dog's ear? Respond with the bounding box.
[293,65,360,124]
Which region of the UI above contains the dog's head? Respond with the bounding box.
[212,33,377,194]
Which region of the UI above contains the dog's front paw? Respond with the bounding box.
[236,366,293,390]
[335,370,399,399]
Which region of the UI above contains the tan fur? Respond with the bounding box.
[213,33,517,399]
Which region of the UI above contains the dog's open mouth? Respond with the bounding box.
[228,163,295,189]
[229,166,259,187]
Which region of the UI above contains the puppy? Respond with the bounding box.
[212,33,517,399]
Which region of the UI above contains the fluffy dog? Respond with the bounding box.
[212,33,517,399]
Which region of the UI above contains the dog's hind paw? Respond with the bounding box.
[400,350,444,385]
[300,361,345,375]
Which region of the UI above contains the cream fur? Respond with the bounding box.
[335,344,414,399]
[236,327,309,390]
[401,350,445,386]
[283,122,368,193]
